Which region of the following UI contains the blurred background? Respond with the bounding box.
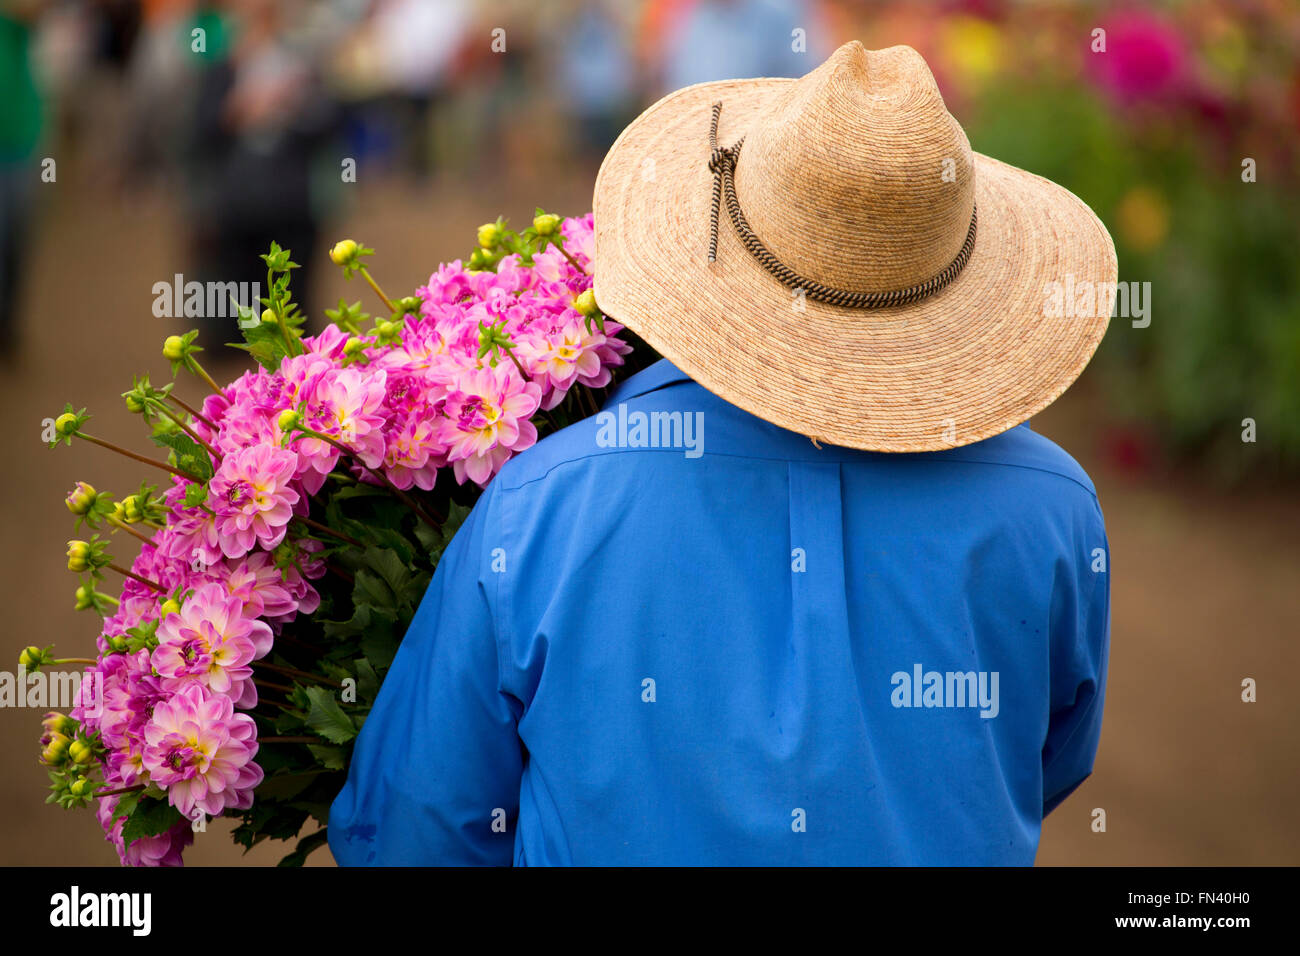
[1,0,1297,865]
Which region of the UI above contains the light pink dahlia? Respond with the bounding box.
[209,444,301,559]
[141,682,263,820]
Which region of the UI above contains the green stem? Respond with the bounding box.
[255,660,344,689]
[184,355,229,400]
[94,784,145,798]
[358,266,396,313]
[77,432,196,481]
[108,516,154,546]
[108,562,165,592]
[51,657,97,665]
[149,399,221,462]
[294,515,363,549]
[168,394,216,430]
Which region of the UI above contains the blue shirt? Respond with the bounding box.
[329,359,1110,865]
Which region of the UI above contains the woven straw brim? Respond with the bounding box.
[593,78,1118,452]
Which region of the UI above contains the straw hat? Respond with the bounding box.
[592,41,1117,451]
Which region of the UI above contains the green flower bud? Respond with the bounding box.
[477,222,503,249]
[40,732,71,766]
[467,247,491,271]
[68,739,94,766]
[159,598,181,618]
[55,413,79,437]
[19,646,45,670]
[106,634,129,652]
[329,239,359,266]
[120,495,144,523]
[397,296,421,314]
[533,213,561,237]
[261,308,277,324]
[69,777,93,797]
[42,712,77,739]
[277,409,301,432]
[74,585,95,611]
[162,335,186,361]
[573,289,600,317]
[65,482,97,517]
[343,337,367,357]
[66,539,92,573]
[124,392,146,414]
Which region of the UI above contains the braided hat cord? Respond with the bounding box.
[706,101,978,308]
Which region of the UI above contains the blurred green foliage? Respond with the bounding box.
[967,81,1300,479]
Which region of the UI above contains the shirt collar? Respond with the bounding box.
[605,358,1035,436]
[604,358,693,405]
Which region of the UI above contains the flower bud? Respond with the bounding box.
[467,247,491,271]
[376,320,396,338]
[67,539,92,573]
[124,392,146,414]
[106,634,129,653]
[65,482,97,517]
[261,308,278,324]
[19,646,44,670]
[159,598,181,618]
[477,222,503,249]
[329,239,359,266]
[74,585,95,611]
[343,337,367,357]
[54,413,79,437]
[277,409,301,432]
[120,495,144,523]
[69,777,93,797]
[42,712,77,739]
[573,290,600,317]
[68,739,94,766]
[397,296,421,314]
[162,335,186,361]
[533,213,561,236]
[41,732,71,766]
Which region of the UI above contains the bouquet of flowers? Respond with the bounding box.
[30,212,645,865]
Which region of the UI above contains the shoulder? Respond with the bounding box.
[939,424,1100,501]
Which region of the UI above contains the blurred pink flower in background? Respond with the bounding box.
[1087,11,1188,104]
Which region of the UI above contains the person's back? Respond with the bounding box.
[329,359,1110,865]
[330,40,1118,866]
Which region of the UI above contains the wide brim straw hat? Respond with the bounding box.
[592,41,1117,451]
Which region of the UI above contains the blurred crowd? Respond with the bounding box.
[0,0,827,356]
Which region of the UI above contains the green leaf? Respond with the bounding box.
[121,796,185,847]
[306,744,346,770]
[277,827,329,867]
[303,685,357,744]
[229,321,292,371]
[150,431,215,481]
[256,771,323,800]
[110,788,143,822]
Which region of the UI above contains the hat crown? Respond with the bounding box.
[733,42,975,294]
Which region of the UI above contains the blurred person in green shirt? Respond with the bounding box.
[0,0,45,355]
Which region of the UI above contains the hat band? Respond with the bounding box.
[706,102,978,308]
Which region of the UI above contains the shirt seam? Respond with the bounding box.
[499,447,1100,499]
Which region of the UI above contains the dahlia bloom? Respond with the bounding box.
[153,583,272,707]
[438,363,542,485]
[209,444,301,558]
[141,683,263,820]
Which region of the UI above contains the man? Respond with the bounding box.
[329,42,1114,866]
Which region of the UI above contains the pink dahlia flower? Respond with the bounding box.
[438,363,542,485]
[141,682,263,820]
[209,444,300,559]
[153,582,272,707]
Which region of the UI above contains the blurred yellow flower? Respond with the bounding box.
[938,16,1003,88]
[1116,186,1170,253]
